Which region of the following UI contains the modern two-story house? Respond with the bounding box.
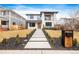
[26,11,58,29]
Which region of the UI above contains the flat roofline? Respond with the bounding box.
[26,14,40,15]
[26,20,42,23]
[26,11,58,15]
[40,11,58,13]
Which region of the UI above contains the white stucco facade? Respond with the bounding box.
[26,11,58,29]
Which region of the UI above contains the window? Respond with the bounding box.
[29,23,35,27]
[45,15,51,20]
[45,22,52,27]
[3,11,6,15]
[37,16,40,20]
[1,21,7,25]
[30,15,34,19]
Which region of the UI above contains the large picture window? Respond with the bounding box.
[29,23,35,27]
[45,22,52,27]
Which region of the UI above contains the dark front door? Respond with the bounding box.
[37,22,42,29]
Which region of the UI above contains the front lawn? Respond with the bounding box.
[44,29,79,49]
[44,29,62,48]
[45,30,61,38]
[0,29,36,49]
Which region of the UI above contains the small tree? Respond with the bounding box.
[63,9,79,30]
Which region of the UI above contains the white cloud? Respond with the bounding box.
[12,5,72,20]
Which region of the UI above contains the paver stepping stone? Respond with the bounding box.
[24,29,51,48]
[29,38,48,42]
[25,42,50,48]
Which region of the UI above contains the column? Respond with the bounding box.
[41,13,44,28]
[8,11,11,30]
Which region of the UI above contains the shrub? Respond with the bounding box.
[50,39,54,47]
[73,38,77,47]
[15,35,21,45]
[1,38,7,45]
[58,36,62,47]
[26,34,29,39]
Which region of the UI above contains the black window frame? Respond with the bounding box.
[1,21,8,25]
[29,23,35,27]
[45,22,52,27]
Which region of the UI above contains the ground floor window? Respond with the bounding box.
[29,23,35,27]
[1,21,8,25]
[45,22,52,27]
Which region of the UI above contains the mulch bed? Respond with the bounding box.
[0,29,36,50]
[0,37,29,50]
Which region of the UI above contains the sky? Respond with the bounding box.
[0,4,79,21]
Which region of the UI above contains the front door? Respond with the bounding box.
[37,22,42,29]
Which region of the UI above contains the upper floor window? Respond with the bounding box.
[30,15,34,19]
[37,16,41,20]
[45,15,51,20]
[3,11,6,15]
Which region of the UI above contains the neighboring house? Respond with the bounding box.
[0,8,26,30]
[26,11,58,29]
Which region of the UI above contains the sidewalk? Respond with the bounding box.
[0,50,79,54]
[24,29,51,48]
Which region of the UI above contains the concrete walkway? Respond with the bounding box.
[24,29,51,48]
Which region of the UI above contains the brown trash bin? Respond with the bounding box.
[62,30,73,48]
